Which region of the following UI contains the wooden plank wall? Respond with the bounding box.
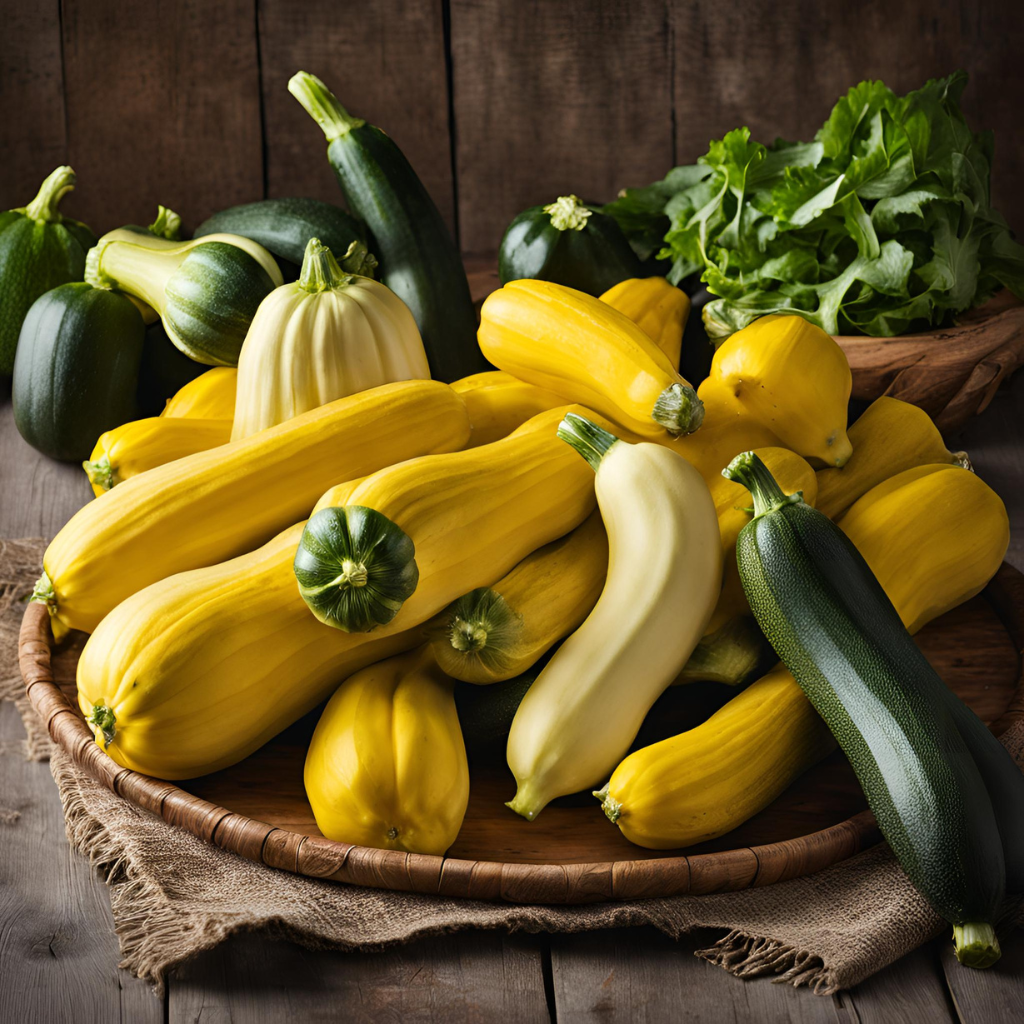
[1,0,1022,255]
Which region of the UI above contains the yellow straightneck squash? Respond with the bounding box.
[429,508,608,684]
[77,406,597,779]
[599,277,690,369]
[295,405,598,632]
[40,380,470,634]
[305,646,469,855]
[815,396,966,519]
[161,367,237,419]
[83,416,232,496]
[598,462,1009,849]
[699,315,853,467]
[478,279,704,438]
[451,370,565,447]
[231,240,430,440]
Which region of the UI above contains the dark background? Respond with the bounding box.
[2,0,1022,258]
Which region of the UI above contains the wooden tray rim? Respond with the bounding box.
[19,563,1024,906]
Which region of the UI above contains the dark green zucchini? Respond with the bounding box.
[194,197,365,281]
[12,283,144,461]
[726,451,1007,968]
[0,166,96,375]
[454,662,543,765]
[498,195,644,297]
[289,72,484,383]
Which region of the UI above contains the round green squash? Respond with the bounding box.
[12,283,144,461]
[0,166,96,375]
[498,194,643,296]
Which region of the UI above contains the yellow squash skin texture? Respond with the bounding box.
[600,462,1009,849]
[599,277,690,369]
[161,367,238,419]
[44,380,471,633]
[700,315,853,467]
[79,407,596,779]
[305,647,469,855]
[478,280,702,439]
[451,370,565,447]
[815,396,961,519]
[84,416,232,496]
[430,508,609,684]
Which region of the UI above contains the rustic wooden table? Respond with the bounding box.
[1,374,1022,1023]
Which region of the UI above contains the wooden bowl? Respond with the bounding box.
[19,564,1024,904]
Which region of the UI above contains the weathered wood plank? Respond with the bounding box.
[449,0,674,256]
[59,0,263,233]
[0,0,67,208]
[258,0,456,234]
[667,0,1024,231]
[168,930,550,1023]
[0,701,163,1024]
[938,929,1024,1024]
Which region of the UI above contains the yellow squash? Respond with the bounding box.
[478,279,705,438]
[815,396,966,519]
[600,277,690,368]
[40,380,471,634]
[83,416,232,496]
[160,366,237,419]
[451,370,565,447]
[305,647,469,855]
[77,407,597,779]
[429,509,608,683]
[699,315,853,467]
[599,462,1009,848]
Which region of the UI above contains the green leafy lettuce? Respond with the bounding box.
[603,72,1024,338]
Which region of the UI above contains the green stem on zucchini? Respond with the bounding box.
[23,165,76,222]
[543,195,592,232]
[723,452,805,518]
[288,71,366,142]
[593,785,622,824]
[557,412,622,472]
[82,454,117,492]
[652,382,705,436]
[953,923,1001,968]
[88,703,116,748]
[298,237,348,292]
[148,205,182,241]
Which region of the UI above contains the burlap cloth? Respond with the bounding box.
[2,537,1021,995]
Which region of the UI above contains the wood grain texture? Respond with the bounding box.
[18,564,1023,905]
[59,0,263,233]
[169,930,550,1023]
[0,0,67,209]
[449,0,674,256]
[939,929,1024,1023]
[667,0,1024,233]
[257,0,457,234]
[0,701,161,1024]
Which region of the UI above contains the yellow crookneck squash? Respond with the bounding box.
[160,366,238,419]
[305,646,469,855]
[231,239,431,440]
[598,461,1010,849]
[451,370,565,447]
[599,277,690,369]
[83,416,232,496]
[77,406,598,780]
[40,380,471,634]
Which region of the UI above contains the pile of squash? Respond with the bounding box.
[6,69,1016,966]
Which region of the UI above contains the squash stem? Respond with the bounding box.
[953,923,1001,968]
[23,165,76,222]
[88,703,116,748]
[593,786,622,824]
[652,382,705,436]
[543,195,592,232]
[724,452,805,518]
[288,71,366,142]
[557,413,622,472]
[298,237,348,292]
[148,205,182,241]
[506,782,545,821]
[82,455,116,492]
